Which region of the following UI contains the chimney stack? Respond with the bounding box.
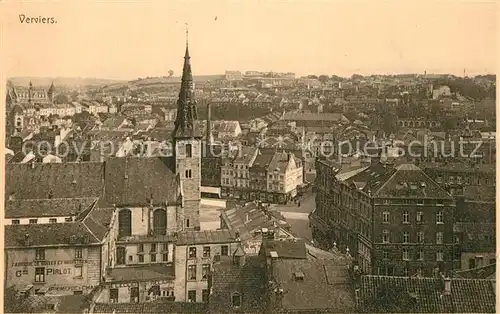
[442,275,451,295]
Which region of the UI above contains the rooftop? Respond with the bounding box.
[176,229,237,246]
[274,253,355,312]
[93,301,207,314]
[107,264,174,283]
[358,275,496,313]
[5,197,98,219]
[262,238,307,259]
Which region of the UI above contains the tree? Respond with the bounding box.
[351,74,364,80]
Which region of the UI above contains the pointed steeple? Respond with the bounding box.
[48,81,55,102]
[28,81,33,103]
[173,25,201,139]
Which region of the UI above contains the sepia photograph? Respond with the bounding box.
[1,0,497,313]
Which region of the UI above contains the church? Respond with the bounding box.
[4,41,240,306]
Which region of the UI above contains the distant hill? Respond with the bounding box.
[8,77,127,88]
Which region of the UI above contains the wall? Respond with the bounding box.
[5,215,76,225]
[6,245,101,295]
[174,242,239,302]
[200,198,226,208]
[460,252,496,270]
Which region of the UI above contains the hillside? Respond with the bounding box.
[8,77,127,88]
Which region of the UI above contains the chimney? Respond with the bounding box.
[442,275,451,295]
[269,250,279,281]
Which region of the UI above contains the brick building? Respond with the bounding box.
[312,157,458,276]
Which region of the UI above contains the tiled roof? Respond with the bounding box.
[221,202,290,243]
[262,239,307,259]
[5,162,105,200]
[93,301,207,313]
[7,294,89,313]
[176,229,237,246]
[5,197,98,218]
[233,146,258,164]
[358,275,496,313]
[275,256,355,312]
[107,264,175,282]
[103,157,179,207]
[370,164,452,199]
[210,255,267,313]
[82,206,115,241]
[5,222,101,248]
[454,263,496,280]
[421,161,495,174]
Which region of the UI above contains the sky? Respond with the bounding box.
[1,0,498,80]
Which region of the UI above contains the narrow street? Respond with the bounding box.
[270,192,316,242]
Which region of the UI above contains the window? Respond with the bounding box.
[403,212,409,224]
[418,250,424,261]
[202,289,210,303]
[436,212,444,224]
[186,143,192,157]
[221,245,229,256]
[29,219,38,224]
[436,232,443,244]
[186,219,190,228]
[403,268,409,276]
[150,254,156,262]
[138,255,144,263]
[118,209,132,238]
[188,290,196,302]
[203,246,211,258]
[417,199,424,205]
[138,244,144,253]
[75,248,83,259]
[185,169,192,178]
[436,251,444,261]
[382,230,390,243]
[454,236,460,244]
[162,253,168,262]
[402,249,410,261]
[110,288,119,303]
[232,293,242,307]
[153,209,167,235]
[35,249,45,261]
[35,267,45,282]
[116,247,126,265]
[202,264,210,280]
[150,243,157,253]
[189,247,197,258]
[403,232,409,243]
[437,176,442,183]
[383,250,389,260]
[49,218,57,224]
[65,217,73,222]
[74,266,83,278]
[382,212,389,223]
[416,212,423,223]
[469,258,476,269]
[417,232,424,243]
[11,219,20,225]
[188,265,196,280]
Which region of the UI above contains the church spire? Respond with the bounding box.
[173,24,200,139]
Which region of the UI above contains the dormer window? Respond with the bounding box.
[231,292,242,307]
[293,271,305,281]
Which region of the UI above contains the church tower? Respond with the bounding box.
[48,81,55,103]
[172,30,202,231]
